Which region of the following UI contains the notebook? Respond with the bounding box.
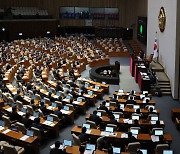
[105,126,114,133]
[113,147,121,154]
[26,130,34,137]
[155,130,163,136]
[63,140,72,147]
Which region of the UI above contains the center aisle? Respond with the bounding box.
[40,57,140,154]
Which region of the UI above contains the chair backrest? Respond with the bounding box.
[31,126,42,140]
[44,97,51,105]
[127,142,141,153]
[155,144,169,154]
[86,120,96,129]
[97,136,104,150]
[35,94,41,100]
[26,105,34,115]
[126,104,134,109]
[106,124,117,131]
[97,110,107,116]
[3,144,17,154]
[72,133,81,146]
[2,115,11,128]
[16,101,23,110]
[55,101,63,107]
[16,122,26,134]
[50,114,60,122]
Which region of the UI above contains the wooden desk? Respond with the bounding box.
[171,108,180,121]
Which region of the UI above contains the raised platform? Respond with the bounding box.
[89,65,119,85]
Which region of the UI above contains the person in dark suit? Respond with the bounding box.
[40,101,49,115]
[54,106,63,119]
[110,94,118,103]
[56,82,63,92]
[126,96,135,104]
[22,113,32,129]
[31,117,45,135]
[108,114,118,125]
[10,106,22,123]
[79,127,89,144]
[114,104,123,112]
[97,136,110,150]
[125,132,137,146]
[89,110,102,125]
[98,101,108,112]
[50,141,65,154]
[13,90,23,102]
[27,82,32,91]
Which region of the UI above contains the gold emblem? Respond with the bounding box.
[158,7,166,32]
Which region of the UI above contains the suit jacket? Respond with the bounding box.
[50,147,65,154]
[89,114,102,125]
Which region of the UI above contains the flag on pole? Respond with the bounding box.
[153,33,158,60]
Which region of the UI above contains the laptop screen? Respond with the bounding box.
[0,120,5,127]
[88,91,93,96]
[77,98,82,102]
[113,147,121,153]
[52,103,57,108]
[151,116,158,121]
[118,89,124,93]
[134,105,140,109]
[132,115,140,120]
[82,123,91,129]
[85,83,89,88]
[139,149,147,154]
[114,114,120,119]
[64,106,70,111]
[56,92,61,96]
[95,85,100,89]
[63,140,72,147]
[41,99,45,103]
[86,144,95,151]
[33,112,39,118]
[21,108,26,113]
[47,116,53,122]
[163,150,173,154]
[120,104,125,109]
[130,129,139,135]
[105,126,114,133]
[105,103,110,107]
[96,112,101,117]
[32,95,35,99]
[155,130,163,136]
[66,95,71,100]
[26,130,34,137]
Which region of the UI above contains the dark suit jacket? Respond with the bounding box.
[89,114,102,125]
[50,147,65,154]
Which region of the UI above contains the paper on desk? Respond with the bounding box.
[128,120,133,124]
[132,134,138,139]
[50,144,64,150]
[150,121,156,124]
[18,111,25,116]
[101,131,110,136]
[73,101,80,105]
[61,110,70,114]
[20,135,29,141]
[84,94,90,97]
[86,129,91,134]
[160,121,164,124]
[29,116,36,121]
[2,129,11,134]
[84,150,94,154]
[6,107,12,112]
[110,132,117,136]
[121,133,128,138]
[0,126,5,131]
[151,135,159,142]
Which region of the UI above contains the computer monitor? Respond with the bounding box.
[85,83,89,88]
[88,91,93,96]
[66,95,71,100]
[33,112,39,118]
[105,103,110,107]
[138,149,147,154]
[105,126,114,133]
[132,115,140,120]
[130,128,139,135]
[113,147,121,154]
[134,105,140,109]
[26,130,34,137]
[63,140,72,147]
[155,130,163,136]
[163,150,173,154]
[86,144,95,151]
[63,106,70,111]
[82,123,91,129]
[47,116,53,122]
[151,116,158,121]
[21,108,26,113]
[114,114,120,120]
[77,97,82,102]
[52,103,57,108]
[95,85,100,90]
[0,120,5,127]
[96,112,101,117]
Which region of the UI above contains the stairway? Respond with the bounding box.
[150,62,172,95]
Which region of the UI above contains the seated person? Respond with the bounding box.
[40,101,49,115]
[126,96,135,104]
[114,104,123,112]
[98,101,108,112]
[108,114,118,125]
[50,141,65,154]
[97,136,110,150]
[54,106,63,119]
[110,94,118,103]
[22,113,32,129]
[79,145,85,154]
[125,132,137,146]
[31,117,45,135]
[10,106,22,123]
[13,90,23,102]
[79,127,89,144]
[89,110,102,126]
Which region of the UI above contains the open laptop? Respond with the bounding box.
[26,130,34,137]
[88,91,93,96]
[151,116,159,121]
[33,112,39,118]
[143,91,148,94]
[51,102,57,108]
[163,150,173,154]
[132,115,140,120]
[105,126,114,133]
[63,106,70,111]
[82,123,91,130]
[86,144,95,151]
[96,112,102,117]
[130,128,139,135]
[0,120,5,127]
[48,89,53,93]
[134,105,140,109]
[63,140,72,147]
[47,116,54,122]
[120,104,125,109]
[113,147,121,154]
[85,83,89,88]
[77,97,83,102]
[138,149,147,154]
[114,114,120,120]
[21,108,27,113]
[154,129,163,136]
[56,92,61,96]
[66,95,71,100]
[95,85,100,90]
[105,102,110,107]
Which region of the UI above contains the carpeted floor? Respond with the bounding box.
[40,57,180,154]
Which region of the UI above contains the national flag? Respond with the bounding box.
[153,36,158,59]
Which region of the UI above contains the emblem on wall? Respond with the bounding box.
[158,7,166,32]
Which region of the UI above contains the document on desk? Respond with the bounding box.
[6,107,12,112]
[43,120,53,126]
[50,144,64,150]
[86,129,92,134]
[84,94,90,97]
[2,129,11,134]
[150,121,156,124]
[84,150,94,154]
[151,135,159,142]
[121,133,128,138]
[18,111,25,116]
[61,110,70,114]
[101,131,110,136]
[0,126,5,131]
[29,116,36,121]
[132,134,138,139]
[20,135,29,141]
[128,120,133,124]
[73,101,80,105]
[160,121,164,124]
